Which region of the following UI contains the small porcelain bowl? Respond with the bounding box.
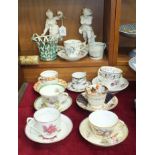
[89,110,118,136]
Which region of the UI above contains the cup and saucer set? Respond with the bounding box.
[76,84,118,112]
[25,107,73,143]
[33,70,72,112]
[57,39,88,61]
[92,66,129,93]
[79,110,128,147]
[67,72,91,92]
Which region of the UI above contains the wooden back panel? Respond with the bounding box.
[19,0,104,55]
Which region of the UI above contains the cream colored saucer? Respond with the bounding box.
[92,77,129,93]
[33,79,67,93]
[25,114,73,144]
[34,96,72,112]
[57,49,88,61]
[79,118,128,147]
[67,81,91,92]
[76,93,118,111]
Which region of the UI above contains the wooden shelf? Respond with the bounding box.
[21,55,108,68]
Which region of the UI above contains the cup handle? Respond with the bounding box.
[26,117,33,124]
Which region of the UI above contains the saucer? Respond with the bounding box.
[92,77,129,93]
[67,81,91,92]
[57,49,88,61]
[76,93,118,111]
[129,57,136,71]
[79,118,128,147]
[34,96,72,112]
[33,79,67,93]
[25,114,73,144]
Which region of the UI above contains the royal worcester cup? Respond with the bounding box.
[26,108,61,138]
[25,114,73,144]
[88,110,118,137]
[39,84,68,105]
[88,42,106,60]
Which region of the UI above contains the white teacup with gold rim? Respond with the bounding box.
[85,84,108,108]
[26,107,61,138]
[38,70,58,83]
[39,84,68,106]
[98,66,123,87]
[89,110,118,137]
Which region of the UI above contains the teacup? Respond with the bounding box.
[64,39,84,57]
[85,84,108,108]
[98,66,123,87]
[38,70,58,83]
[88,42,106,60]
[26,107,61,138]
[71,72,87,90]
[89,110,118,137]
[39,84,68,106]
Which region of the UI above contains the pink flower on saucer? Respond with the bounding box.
[43,125,57,134]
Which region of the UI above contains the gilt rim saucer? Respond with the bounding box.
[34,96,72,112]
[76,93,118,111]
[79,118,128,147]
[92,77,129,93]
[67,81,91,93]
[57,49,88,61]
[25,114,73,144]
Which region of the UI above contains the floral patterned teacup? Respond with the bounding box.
[85,84,108,108]
[89,110,118,137]
[26,107,61,138]
[38,70,58,83]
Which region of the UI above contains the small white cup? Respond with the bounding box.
[38,70,58,83]
[39,84,68,105]
[26,107,61,138]
[71,72,87,90]
[89,110,118,137]
[64,39,84,57]
[89,42,106,60]
[85,84,108,108]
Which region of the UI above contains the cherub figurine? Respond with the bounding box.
[42,9,64,40]
[79,8,96,44]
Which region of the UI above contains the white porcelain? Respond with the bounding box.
[25,114,73,144]
[76,93,118,111]
[26,108,61,138]
[57,48,88,61]
[129,57,136,71]
[88,42,106,59]
[71,72,87,88]
[39,84,68,105]
[79,118,128,147]
[98,66,123,87]
[92,76,129,93]
[34,96,72,112]
[64,39,85,57]
[89,110,118,136]
[38,70,58,83]
[67,81,91,92]
[85,84,108,108]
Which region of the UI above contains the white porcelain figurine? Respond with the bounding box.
[42,9,64,41]
[79,8,96,44]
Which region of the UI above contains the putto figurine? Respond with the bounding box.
[79,8,96,44]
[42,9,65,41]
